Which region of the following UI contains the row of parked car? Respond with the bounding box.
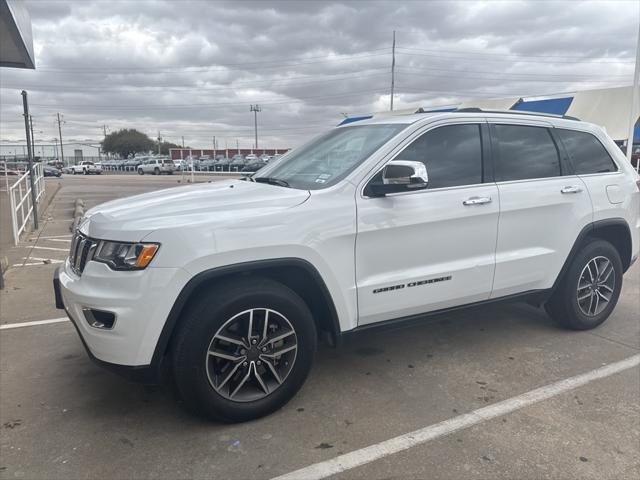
[96,153,280,174]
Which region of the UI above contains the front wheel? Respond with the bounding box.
[546,239,623,330]
[154,167,160,175]
[138,169,144,175]
[172,277,317,422]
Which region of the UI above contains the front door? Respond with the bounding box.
[355,122,499,325]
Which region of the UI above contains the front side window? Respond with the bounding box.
[556,129,617,174]
[255,124,405,190]
[493,124,561,181]
[396,124,483,189]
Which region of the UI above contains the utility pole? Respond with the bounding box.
[250,104,261,149]
[56,112,65,166]
[627,12,640,170]
[181,135,185,148]
[390,30,396,111]
[22,91,38,229]
[212,136,216,157]
[236,138,239,154]
[157,131,162,155]
[101,125,108,159]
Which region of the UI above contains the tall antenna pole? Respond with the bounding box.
[390,30,396,111]
[627,10,640,171]
[56,112,65,166]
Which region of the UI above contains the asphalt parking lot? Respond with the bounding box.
[1,175,639,480]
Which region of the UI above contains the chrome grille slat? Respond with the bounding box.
[69,232,97,276]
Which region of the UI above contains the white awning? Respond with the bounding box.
[565,86,635,141]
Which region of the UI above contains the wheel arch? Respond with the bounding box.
[151,258,342,368]
[553,218,633,293]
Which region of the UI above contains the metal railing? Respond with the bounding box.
[6,162,45,245]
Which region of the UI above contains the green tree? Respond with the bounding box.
[101,129,155,158]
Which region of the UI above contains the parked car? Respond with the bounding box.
[215,156,232,171]
[0,166,19,175]
[259,154,271,163]
[137,158,176,175]
[54,110,640,422]
[43,166,62,177]
[245,154,258,162]
[230,155,247,171]
[69,161,102,175]
[242,160,266,172]
[632,146,639,169]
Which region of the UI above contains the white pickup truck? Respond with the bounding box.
[70,161,102,175]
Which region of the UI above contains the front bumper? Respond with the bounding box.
[53,260,190,381]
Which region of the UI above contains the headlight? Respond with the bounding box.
[93,241,159,270]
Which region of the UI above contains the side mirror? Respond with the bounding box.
[366,160,429,197]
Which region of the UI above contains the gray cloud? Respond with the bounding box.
[0,0,637,150]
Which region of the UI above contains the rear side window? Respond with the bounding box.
[493,124,561,181]
[556,129,617,174]
[398,124,483,189]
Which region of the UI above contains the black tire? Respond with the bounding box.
[154,167,160,175]
[172,277,317,422]
[546,239,623,330]
[138,169,144,175]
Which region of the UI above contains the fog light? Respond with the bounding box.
[83,308,116,330]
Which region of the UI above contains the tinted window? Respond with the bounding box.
[494,125,561,181]
[556,129,617,174]
[398,124,483,189]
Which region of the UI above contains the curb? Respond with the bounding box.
[70,198,85,232]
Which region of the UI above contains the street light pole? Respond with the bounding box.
[250,104,261,150]
[56,112,65,166]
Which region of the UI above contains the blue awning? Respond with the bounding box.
[338,115,373,126]
[635,122,639,142]
[511,97,573,116]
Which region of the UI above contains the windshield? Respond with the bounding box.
[256,124,405,190]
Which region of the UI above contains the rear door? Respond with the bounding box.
[489,121,593,298]
[356,121,500,325]
[554,128,625,223]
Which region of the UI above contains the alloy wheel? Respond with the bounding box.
[205,308,298,402]
[576,256,615,317]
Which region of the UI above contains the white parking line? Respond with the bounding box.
[44,238,72,243]
[33,235,72,239]
[23,245,69,252]
[272,354,640,480]
[0,318,69,330]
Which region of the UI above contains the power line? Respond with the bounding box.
[395,48,635,65]
[396,46,636,62]
[32,50,393,74]
[23,87,391,110]
[0,69,391,93]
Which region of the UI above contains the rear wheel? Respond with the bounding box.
[546,239,623,330]
[172,277,317,422]
[138,169,144,175]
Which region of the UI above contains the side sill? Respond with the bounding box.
[341,289,550,340]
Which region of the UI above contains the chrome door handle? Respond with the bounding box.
[560,186,583,194]
[463,196,492,206]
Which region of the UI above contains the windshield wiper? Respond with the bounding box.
[253,177,290,188]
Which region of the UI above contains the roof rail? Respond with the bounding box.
[455,107,580,121]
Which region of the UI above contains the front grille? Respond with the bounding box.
[69,232,97,275]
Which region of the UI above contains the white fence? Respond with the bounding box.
[4,162,45,245]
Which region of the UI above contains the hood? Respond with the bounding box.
[80,179,310,241]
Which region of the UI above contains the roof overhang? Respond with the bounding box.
[0,0,35,69]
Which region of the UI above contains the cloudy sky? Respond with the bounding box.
[0,0,638,151]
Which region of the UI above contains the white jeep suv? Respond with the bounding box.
[54,111,640,422]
